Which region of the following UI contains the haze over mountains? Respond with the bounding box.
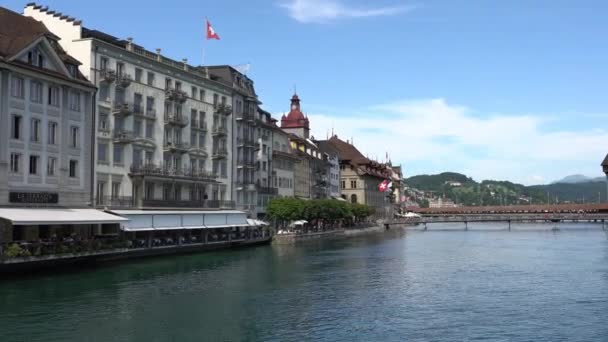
[551,174,604,184]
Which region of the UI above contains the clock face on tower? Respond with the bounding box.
[291,104,297,110]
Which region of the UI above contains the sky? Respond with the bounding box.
[6,0,608,184]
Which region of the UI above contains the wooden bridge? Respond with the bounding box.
[385,213,608,230]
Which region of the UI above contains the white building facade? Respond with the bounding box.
[0,7,96,208]
[26,4,235,209]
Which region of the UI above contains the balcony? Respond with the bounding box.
[257,186,279,195]
[212,149,228,159]
[214,103,232,115]
[188,146,208,157]
[164,114,188,127]
[100,69,116,83]
[141,199,235,209]
[235,112,255,121]
[116,73,133,88]
[113,130,135,143]
[130,163,218,182]
[236,137,256,147]
[211,126,227,136]
[96,196,134,208]
[134,108,157,120]
[112,101,133,116]
[165,88,188,103]
[190,119,207,131]
[163,141,190,153]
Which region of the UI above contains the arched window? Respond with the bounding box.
[351,194,357,204]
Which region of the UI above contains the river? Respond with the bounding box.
[1,223,608,341]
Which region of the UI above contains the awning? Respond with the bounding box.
[109,210,249,232]
[247,219,270,227]
[0,208,128,225]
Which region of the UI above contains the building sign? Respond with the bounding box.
[9,192,59,204]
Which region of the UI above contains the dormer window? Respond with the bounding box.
[66,64,78,78]
[27,49,44,68]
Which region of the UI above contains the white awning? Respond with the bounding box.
[109,210,249,232]
[247,219,269,227]
[0,208,128,225]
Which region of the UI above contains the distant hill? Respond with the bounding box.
[551,174,604,184]
[406,172,606,207]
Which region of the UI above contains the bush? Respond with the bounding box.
[4,244,23,258]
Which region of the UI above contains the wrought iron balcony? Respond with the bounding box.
[129,163,218,182]
[212,149,228,159]
[190,119,207,131]
[100,69,116,83]
[214,103,232,115]
[163,141,190,153]
[235,112,255,121]
[165,88,188,103]
[188,146,208,157]
[112,101,133,116]
[135,108,156,120]
[211,126,227,136]
[113,130,135,143]
[116,73,133,88]
[132,104,144,116]
[164,113,188,127]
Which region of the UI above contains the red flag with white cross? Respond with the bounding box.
[206,19,220,40]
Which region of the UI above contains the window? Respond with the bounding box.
[29,155,39,175]
[135,68,142,82]
[350,180,357,189]
[191,86,197,99]
[116,62,124,76]
[113,145,123,164]
[341,180,346,189]
[27,49,44,68]
[11,77,24,98]
[69,160,78,178]
[165,78,172,89]
[11,115,21,140]
[146,96,154,113]
[263,161,267,171]
[30,81,43,103]
[99,83,109,101]
[100,56,108,71]
[68,90,80,111]
[213,94,218,106]
[111,182,121,199]
[351,194,358,204]
[98,143,108,162]
[30,118,41,142]
[145,151,153,165]
[191,133,197,147]
[221,96,226,105]
[147,72,155,86]
[145,182,155,200]
[199,89,205,102]
[98,114,108,131]
[10,153,20,173]
[134,119,142,137]
[48,86,60,106]
[146,122,154,138]
[70,126,79,148]
[66,64,78,78]
[175,82,181,91]
[47,157,56,176]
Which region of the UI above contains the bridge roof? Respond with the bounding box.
[410,203,608,214]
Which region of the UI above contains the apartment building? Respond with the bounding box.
[254,109,278,215]
[0,7,96,207]
[26,4,234,209]
[206,66,258,214]
[316,140,342,199]
[271,125,297,198]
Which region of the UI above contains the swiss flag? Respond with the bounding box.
[206,19,220,40]
[378,180,389,192]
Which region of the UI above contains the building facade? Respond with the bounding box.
[327,135,392,215]
[271,125,296,198]
[316,140,341,199]
[207,66,258,214]
[27,4,235,209]
[0,7,96,208]
[255,109,278,215]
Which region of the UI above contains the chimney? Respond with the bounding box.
[156,48,162,62]
[182,58,189,71]
[126,37,133,51]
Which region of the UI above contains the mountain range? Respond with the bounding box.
[405,172,606,207]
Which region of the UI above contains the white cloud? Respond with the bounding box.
[306,98,608,185]
[279,0,415,23]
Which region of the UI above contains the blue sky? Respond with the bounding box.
[7,0,608,184]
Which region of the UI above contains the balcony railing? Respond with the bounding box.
[113,130,135,143]
[141,108,157,120]
[100,69,116,83]
[212,149,228,159]
[130,163,218,181]
[190,119,207,131]
[164,114,188,126]
[116,73,133,88]
[257,186,279,195]
[163,141,190,153]
[211,126,227,136]
[132,104,144,116]
[188,146,208,157]
[235,112,255,121]
[141,199,235,209]
[214,103,232,115]
[165,88,188,103]
[112,101,133,116]
[96,196,134,208]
